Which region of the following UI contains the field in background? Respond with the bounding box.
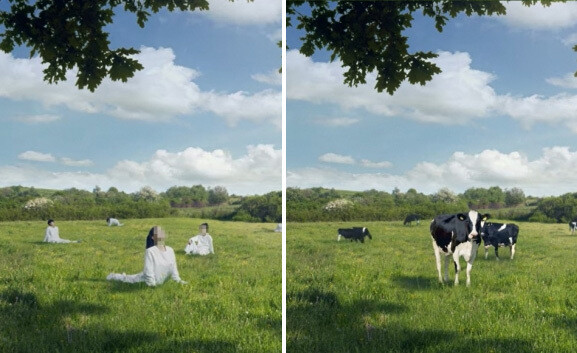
[0,219,281,352]
[287,220,577,352]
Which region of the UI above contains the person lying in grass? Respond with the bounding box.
[43,219,81,244]
[107,226,187,286]
[184,222,214,256]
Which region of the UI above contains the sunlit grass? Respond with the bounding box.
[0,219,281,352]
[287,220,577,352]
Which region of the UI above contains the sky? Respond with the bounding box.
[0,0,281,196]
[287,2,577,198]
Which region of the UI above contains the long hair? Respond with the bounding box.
[146,227,155,249]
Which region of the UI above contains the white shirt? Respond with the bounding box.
[44,226,72,243]
[185,234,214,255]
[107,218,122,226]
[142,246,183,286]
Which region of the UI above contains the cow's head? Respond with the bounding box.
[456,211,490,241]
[363,227,372,240]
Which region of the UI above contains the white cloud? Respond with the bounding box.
[202,89,281,127]
[4,145,280,195]
[546,73,577,89]
[204,0,281,25]
[314,117,360,127]
[18,151,94,167]
[360,159,393,169]
[13,114,61,124]
[318,153,392,168]
[251,69,282,86]
[60,158,94,167]
[18,151,56,163]
[108,144,282,194]
[319,153,355,165]
[499,93,577,132]
[562,32,577,47]
[501,2,577,30]
[288,147,577,197]
[287,50,498,125]
[0,47,280,126]
[288,50,577,133]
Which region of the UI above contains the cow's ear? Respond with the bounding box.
[482,214,490,221]
[457,213,467,221]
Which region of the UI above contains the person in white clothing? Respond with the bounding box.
[43,219,80,243]
[106,217,123,226]
[106,226,187,286]
[184,223,214,255]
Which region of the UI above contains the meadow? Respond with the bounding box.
[287,220,577,353]
[0,218,281,353]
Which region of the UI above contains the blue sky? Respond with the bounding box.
[0,0,281,196]
[287,2,577,197]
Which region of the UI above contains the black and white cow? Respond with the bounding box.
[337,227,372,243]
[480,222,519,260]
[403,213,421,226]
[570,220,577,234]
[430,211,489,286]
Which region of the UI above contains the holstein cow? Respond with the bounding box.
[337,227,372,243]
[403,213,420,226]
[480,222,519,260]
[430,211,489,286]
[569,220,577,234]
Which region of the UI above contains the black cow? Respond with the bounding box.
[481,222,519,260]
[403,213,420,226]
[430,211,489,286]
[337,227,372,243]
[570,220,577,235]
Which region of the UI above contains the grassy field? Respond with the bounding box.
[287,220,577,353]
[0,218,281,353]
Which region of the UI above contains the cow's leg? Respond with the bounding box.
[510,243,516,260]
[433,242,445,283]
[484,245,490,259]
[337,234,341,241]
[444,256,451,283]
[495,247,500,261]
[465,243,478,287]
[465,262,473,287]
[452,254,461,285]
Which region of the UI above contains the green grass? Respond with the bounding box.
[0,219,281,353]
[287,220,577,353]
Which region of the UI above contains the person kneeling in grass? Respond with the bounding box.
[44,219,81,244]
[107,226,187,286]
[184,223,214,256]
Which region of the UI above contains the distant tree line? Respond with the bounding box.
[287,186,565,223]
[0,185,281,223]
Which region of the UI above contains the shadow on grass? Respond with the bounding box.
[0,289,243,352]
[549,313,577,337]
[107,281,152,293]
[152,339,239,353]
[287,287,534,353]
[390,274,441,291]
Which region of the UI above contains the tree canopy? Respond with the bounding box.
[0,0,213,91]
[287,0,568,95]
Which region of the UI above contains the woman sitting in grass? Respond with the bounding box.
[184,223,214,256]
[106,217,123,226]
[107,226,187,286]
[43,219,81,244]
